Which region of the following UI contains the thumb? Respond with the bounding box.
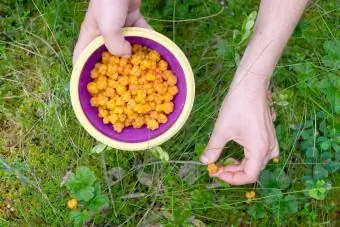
[200,130,230,164]
[102,28,131,57]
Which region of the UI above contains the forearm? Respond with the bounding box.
[231,0,309,90]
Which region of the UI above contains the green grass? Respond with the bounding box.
[0,0,339,226]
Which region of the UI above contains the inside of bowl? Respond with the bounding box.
[78,36,187,143]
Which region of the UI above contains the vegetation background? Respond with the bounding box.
[0,0,339,226]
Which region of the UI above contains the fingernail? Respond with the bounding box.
[200,155,209,164]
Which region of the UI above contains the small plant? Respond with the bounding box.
[294,114,339,200]
[65,166,108,227]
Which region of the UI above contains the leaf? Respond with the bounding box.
[87,195,108,212]
[263,188,283,204]
[306,148,319,159]
[306,180,329,200]
[69,210,91,227]
[320,140,331,150]
[91,143,107,154]
[247,204,266,219]
[283,195,298,213]
[150,146,169,163]
[65,166,97,202]
[313,165,328,180]
[238,11,257,45]
[322,41,340,69]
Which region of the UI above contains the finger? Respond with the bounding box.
[102,29,132,57]
[200,130,230,164]
[216,155,263,185]
[126,9,152,29]
[270,139,280,159]
[98,0,131,56]
[133,16,153,29]
[73,16,99,64]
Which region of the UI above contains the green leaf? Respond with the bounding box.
[65,166,97,202]
[91,143,107,154]
[313,165,328,180]
[238,11,257,44]
[263,188,283,204]
[322,41,340,69]
[247,204,266,219]
[69,210,91,227]
[306,148,319,159]
[306,180,330,200]
[150,146,169,163]
[87,195,108,212]
[320,140,331,150]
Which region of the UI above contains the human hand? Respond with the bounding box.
[200,75,279,185]
[73,0,152,63]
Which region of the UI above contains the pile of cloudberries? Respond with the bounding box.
[87,44,178,133]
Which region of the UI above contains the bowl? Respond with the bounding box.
[70,27,195,151]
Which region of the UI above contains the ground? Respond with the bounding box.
[0,0,339,226]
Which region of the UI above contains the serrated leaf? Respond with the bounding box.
[70,210,91,227]
[307,180,329,200]
[247,204,266,219]
[150,146,169,163]
[87,195,108,212]
[91,143,107,154]
[306,147,319,159]
[65,166,97,202]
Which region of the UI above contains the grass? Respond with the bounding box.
[0,0,339,226]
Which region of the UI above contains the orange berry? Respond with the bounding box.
[108,113,119,124]
[113,107,124,114]
[67,199,77,210]
[146,119,159,130]
[102,88,115,98]
[106,99,116,110]
[157,113,168,124]
[158,60,168,71]
[146,72,157,81]
[97,96,109,106]
[168,86,178,95]
[127,99,137,109]
[103,117,110,124]
[116,85,127,95]
[163,102,174,114]
[163,93,174,102]
[207,163,219,175]
[90,96,99,107]
[121,92,132,102]
[113,122,124,133]
[118,114,127,122]
[108,79,118,88]
[132,116,145,128]
[119,57,128,67]
[149,111,158,120]
[148,50,161,62]
[87,82,99,95]
[98,108,109,118]
[97,78,108,90]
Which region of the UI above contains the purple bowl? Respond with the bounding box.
[78,36,187,143]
